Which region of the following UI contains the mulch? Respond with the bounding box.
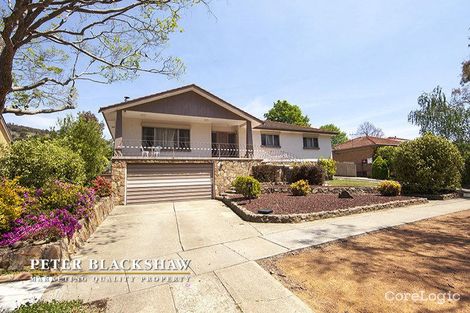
[236,193,414,214]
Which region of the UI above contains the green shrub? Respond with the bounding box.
[372,156,389,179]
[377,180,401,196]
[57,112,112,182]
[317,159,336,180]
[37,181,86,212]
[0,138,86,188]
[375,146,398,176]
[290,180,311,196]
[290,164,324,185]
[395,134,464,194]
[462,153,470,188]
[232,176,261,199]
[251,165,279,182]
[0,179,28,232]
[12,300,93,313]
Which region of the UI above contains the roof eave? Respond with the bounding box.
[98,84,262,124]
[254,126,338,135]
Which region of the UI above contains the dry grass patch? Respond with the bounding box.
[259,210,470,313]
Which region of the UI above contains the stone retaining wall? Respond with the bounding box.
[218,196,428,223]
[213,159,262,195]
[0,197,114,271]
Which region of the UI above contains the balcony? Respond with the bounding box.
[112,140,302,161]
[113,140,253,159]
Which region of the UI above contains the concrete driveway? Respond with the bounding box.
[34,198,470,312]
[73,200,260,261]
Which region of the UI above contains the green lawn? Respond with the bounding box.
[326,178,379,187]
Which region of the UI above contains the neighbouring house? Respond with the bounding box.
[333,136,402,177]
[0,114,12,149]
[100,84,337,204]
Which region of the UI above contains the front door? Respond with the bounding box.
[212,132,238,157]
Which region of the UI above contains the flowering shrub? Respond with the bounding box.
[91,176,112,197]
[37,181,95,218]
[0,209,81,247]
[0,180,96,247]
[0,179,29,232]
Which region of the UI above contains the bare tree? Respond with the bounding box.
[355,121,384,137]
[0,0,205,115]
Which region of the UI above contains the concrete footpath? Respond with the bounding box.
[1,198,469,312]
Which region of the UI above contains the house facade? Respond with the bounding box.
[100,84,337,204]
[0,115,12,149]
[332,136,402,177]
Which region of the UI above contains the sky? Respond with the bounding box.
[4,0,470,139]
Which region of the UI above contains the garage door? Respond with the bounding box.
[126,163,213,204]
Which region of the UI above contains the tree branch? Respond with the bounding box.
[3,104,76,115]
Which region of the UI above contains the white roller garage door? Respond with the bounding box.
[126,163,213,204]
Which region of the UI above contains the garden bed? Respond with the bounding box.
[0,197,114,271]
[219,193,427,223]
[259,182,377,194]
[238,193,415,214]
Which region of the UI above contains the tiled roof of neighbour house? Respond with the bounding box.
[0,114,12,143]
[254,120,339,135]
[98,84,263,123]
[334,136,402,151]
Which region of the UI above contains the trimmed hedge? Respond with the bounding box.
[251,165,279,182]
[290,164,324,185]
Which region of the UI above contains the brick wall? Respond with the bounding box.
[333,146,375,177]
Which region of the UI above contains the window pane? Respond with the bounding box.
[266,135,273,146]
[142,127,154,147]
[313,138,319,148]
[273,135,280,146]
[179,129,190,149]
[261,134,266,146]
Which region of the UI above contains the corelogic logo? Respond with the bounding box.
[30,258,192,283]
[385,290,461,305]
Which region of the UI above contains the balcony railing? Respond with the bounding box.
[113,140,302,161]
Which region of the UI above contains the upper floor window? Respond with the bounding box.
[142,127,190,149]
[261,134,280,147]
[303,137,319,149]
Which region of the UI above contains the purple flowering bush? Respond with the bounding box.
[0,209,81,246]
[0,179,96,247]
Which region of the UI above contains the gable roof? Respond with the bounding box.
[334,136,401,151]
[255,120,338,135]
[99,84,262,123]
[0,114,12,143]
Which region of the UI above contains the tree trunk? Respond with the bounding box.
[0,43,14,113]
